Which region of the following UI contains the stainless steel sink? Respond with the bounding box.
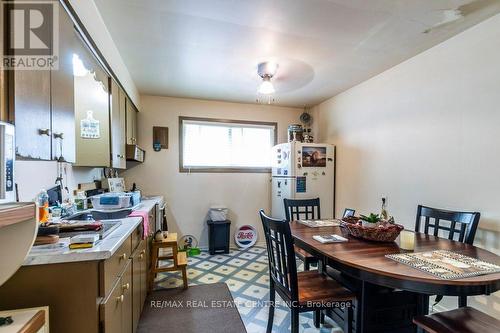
[65,208,132,221]
[60,209,131,239]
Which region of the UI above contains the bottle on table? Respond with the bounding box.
[37,190,49,223]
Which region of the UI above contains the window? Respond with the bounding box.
[179,117,277,172]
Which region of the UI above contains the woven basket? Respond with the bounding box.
[340,219,404,242]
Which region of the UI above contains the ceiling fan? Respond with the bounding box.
[256,61,278,104]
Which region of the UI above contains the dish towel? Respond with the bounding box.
[128,210,149,239]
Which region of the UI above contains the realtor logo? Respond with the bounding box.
[1,1,59,69]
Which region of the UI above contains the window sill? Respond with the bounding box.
[179,167,271,173]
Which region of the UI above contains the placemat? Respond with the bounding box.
[298,219,340,228]
[386,250,500,280]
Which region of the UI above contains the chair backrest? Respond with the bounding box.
[415,205,480,245]
[259,209,298,302]
[343,208,356,218]
[283,198,321,222]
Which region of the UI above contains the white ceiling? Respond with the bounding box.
[94,0,500,107]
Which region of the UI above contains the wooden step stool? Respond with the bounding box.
[149,233,188,291]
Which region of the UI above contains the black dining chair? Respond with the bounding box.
[415,204,481,307]
[343,208,356,218]
[283,198,321,270]
[259,210,355,333]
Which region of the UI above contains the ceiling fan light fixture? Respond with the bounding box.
[258,76,275,95]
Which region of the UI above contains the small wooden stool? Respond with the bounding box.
[149,233,188,291]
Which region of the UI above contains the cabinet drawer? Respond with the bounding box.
[102,236,132,297]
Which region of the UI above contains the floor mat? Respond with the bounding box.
[139,283,246,333]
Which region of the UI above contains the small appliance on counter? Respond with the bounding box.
[0,121,15,204]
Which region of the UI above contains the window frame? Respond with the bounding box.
[179,116,278,173]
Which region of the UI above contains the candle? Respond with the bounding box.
[400,230,415,251]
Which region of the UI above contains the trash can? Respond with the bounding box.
[207,219,231,255]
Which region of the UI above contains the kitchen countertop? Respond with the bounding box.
[23,197,164,266]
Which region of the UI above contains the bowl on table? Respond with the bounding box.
[340,219,404,242]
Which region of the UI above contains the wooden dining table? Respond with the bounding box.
[290,221,500,333]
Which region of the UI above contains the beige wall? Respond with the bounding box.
[15,161,101,202]
[313,13,500,316]
[122,96,302,247]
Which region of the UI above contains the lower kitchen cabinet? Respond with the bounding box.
[122,261,133,333]
[132,240,147,333]
[101,260,132,333]
[0,207,156,333]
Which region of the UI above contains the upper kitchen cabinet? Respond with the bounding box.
[126,99,138,145]
[8,3,76,161]
[51,7,76,163]
[73,39,111,167]
[10,65,52,160]
[110,79,126,169]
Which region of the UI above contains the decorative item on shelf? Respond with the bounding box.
[340,214,404,242]
[300,110,314,143]
[153,126,168,151]
[303,128,313,143]
[287,124,304,142]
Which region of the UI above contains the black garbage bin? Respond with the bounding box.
[207,219,231,255]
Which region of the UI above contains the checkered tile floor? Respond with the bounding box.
[154,246,343,333]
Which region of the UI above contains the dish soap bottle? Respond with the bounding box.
[37,190,49,223]
[74,191,87,211]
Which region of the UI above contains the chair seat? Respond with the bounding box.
[297,270,355,306]
[294,245,318,261]
[413,307,500,333]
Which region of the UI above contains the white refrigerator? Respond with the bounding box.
[271,142,335,220]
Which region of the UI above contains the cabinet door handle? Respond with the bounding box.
[120,253,127,260]
[38,128,51,136]
[139,253,144,260]
[117,154,124,159]
[122,283,130,291]
[53,132,64,139]
[116,295,124,303]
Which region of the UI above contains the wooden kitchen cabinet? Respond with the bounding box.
[126,99,138,145]
[131,241,146,333]
[110,79,127,169]
[101,260,132,333]
[10,2,76,161]
[121,260,133,333]
[11,68,52,160]
[51,6,76,163]
[0,216,156,333]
